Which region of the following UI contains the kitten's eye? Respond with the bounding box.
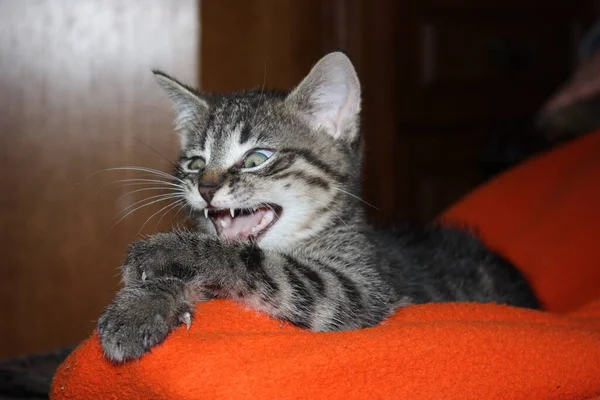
[187,157,206,171]
[242,149,274,169]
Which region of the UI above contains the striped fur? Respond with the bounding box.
[98,52,539,362]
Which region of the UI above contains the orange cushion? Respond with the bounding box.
[51,131,600,400]
[443,129,600,313]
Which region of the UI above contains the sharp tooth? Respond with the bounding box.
[251,227,257,233]
[230,208,235,218]
[204,209,209,218]
[261,210,275,225]
[220,219,230,228]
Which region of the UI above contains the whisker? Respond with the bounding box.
[116,186,184,201]
[310,198,352,230]
[82,166,186,185]
[105,178,186,190]
[154,199,187,229]
[105,181,177,190]
[187,206,195,221]
[108,167,186,184]
[119,193,185,214]
[332,186,379,210]
[138,199,186,235]
[172,201,189,222]
[93,180,184,199]
[134,138,179,169]
[250,64,268,127]
[254,112,269,128]
[108,194,185,234]
[156,198,187,227]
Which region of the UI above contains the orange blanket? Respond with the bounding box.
[51,131,600,400]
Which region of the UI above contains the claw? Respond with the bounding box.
[180,312,192,330]
[141,271,147,281]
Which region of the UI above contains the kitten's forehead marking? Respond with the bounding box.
[182,94,279,169]
[202,109,258,169]
[215,123,256,168]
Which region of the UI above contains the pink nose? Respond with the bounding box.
[198,169,226,204]
[198,186,217,203]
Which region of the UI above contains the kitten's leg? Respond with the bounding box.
[99,231,395,361]
[133,232,393,328]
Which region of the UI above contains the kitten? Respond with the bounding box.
[98,52,539,362]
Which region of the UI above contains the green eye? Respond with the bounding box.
[187,157,206,171]
[242,150,274,169]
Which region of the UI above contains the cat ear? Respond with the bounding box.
[286,52,361,141]
[152,70,209,144]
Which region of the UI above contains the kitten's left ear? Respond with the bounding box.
[152,70,209,144]
[286,52,361,141]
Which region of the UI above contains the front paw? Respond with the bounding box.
[97,278,193,362]
[121,232,194,285]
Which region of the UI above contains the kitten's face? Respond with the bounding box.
[156,52,362,250]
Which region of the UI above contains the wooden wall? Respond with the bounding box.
[0,0,199,358]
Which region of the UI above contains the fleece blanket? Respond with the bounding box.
[51,131,600,400]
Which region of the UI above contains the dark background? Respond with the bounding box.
[0,0,596,359]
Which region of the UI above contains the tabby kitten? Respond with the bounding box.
[98,52,539,362]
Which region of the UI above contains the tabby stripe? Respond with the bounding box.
[279,148,347,182]
[238,122,253,144]
[272,171,330,190]
[329,268,365,315]
[198,112,216,150]
[239,246,279,297]
[284,255,326,297]
[309,259,365,315]
[261,154,295,176]
[283,264,315,329]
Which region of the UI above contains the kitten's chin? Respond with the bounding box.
[201,204,282,241]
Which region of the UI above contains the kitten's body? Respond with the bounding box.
[98,53,539,362]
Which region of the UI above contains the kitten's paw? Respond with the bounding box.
[121,232,194,285]
[97,278,193,362]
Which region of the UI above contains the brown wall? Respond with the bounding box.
[0,0,199,358]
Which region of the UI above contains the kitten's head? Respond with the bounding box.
[155,52,363,250]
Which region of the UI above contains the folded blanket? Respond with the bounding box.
[51,131,600,400]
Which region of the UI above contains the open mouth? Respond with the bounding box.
[202,204,282,240]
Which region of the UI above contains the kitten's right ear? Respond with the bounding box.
[285,52,361,142]
[152,70,209,143]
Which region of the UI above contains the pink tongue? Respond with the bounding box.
[218,209,267,239]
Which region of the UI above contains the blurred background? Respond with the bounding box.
[1,0,599,386]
